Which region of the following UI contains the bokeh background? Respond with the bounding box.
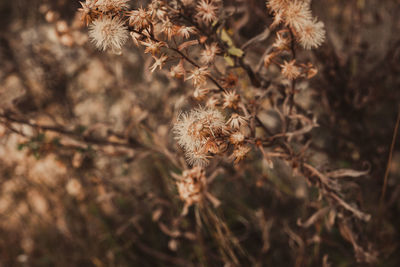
[1,0,400,266]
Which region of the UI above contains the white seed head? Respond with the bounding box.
[89,16,129,54]
[297,19,325,49]
[173,107,227,166]
[283,0,312,31]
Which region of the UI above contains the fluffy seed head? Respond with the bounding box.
[297,19,325,49]
[173,107,227,166]
[174,107,226,152]
[89,16,128,54]
[283,0,312,31]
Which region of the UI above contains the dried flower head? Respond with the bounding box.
[141,39,166,55]
[196,0,218,24]
[149,54,168,72]
[128,8,151,30]
[169,60,186,79]
[273,32,290,51]
[177,26,197,39]
[186,67,210,87]
[304,62,318,78]
[193,88,210,100]
[174,166,207,214]
[297,19,325,49]
[206,96,220,108]
[185,149,211,167]
[281,60,301,80]
[226,113,248,130]
[283,0,312,31]
[230,144,251,163]
[130,32,142,46]
[229,131,245,145]
[222,90,240,109]
[79,0,101,26]
[89,16,129,54]
[173,107,227,166]
[160,18,177,40]
[270,10,284,28]
[148,0,167,20]
[200,42,220,65]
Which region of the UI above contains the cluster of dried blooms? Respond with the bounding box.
[76,0,365,213]
[267,0,325,49]
[63,0,375,263]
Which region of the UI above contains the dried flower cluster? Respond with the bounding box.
[173,107,250,166]
[73,1,374,263]
[267,0,326,49]
[76,0,350,218]
[172,167,214,215]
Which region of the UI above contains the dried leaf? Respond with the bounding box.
[326,167,370,178]
[297,207,330,228]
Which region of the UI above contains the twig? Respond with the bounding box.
[380,105,400,205]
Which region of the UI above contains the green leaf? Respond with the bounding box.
[224,55,235,66]
[220,29,233,46]
[228,47,244,58]
[17,143,26,151]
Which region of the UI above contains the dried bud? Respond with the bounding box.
[196,0,218,24]
[149,54,168,72]
[229,131,245,145]
[169,60,186,79]
[128,8,151,30]
[226,113,248,130]
[186,67,210,87]
[230,144,251,163]
[281,60,301,80]
[222,90,240,109]
[200,42,220,65]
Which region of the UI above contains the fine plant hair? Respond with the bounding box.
[3,0,400,266]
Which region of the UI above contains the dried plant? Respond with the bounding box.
[1,0,399,266]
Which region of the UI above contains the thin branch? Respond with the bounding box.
[380,105,400,204]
